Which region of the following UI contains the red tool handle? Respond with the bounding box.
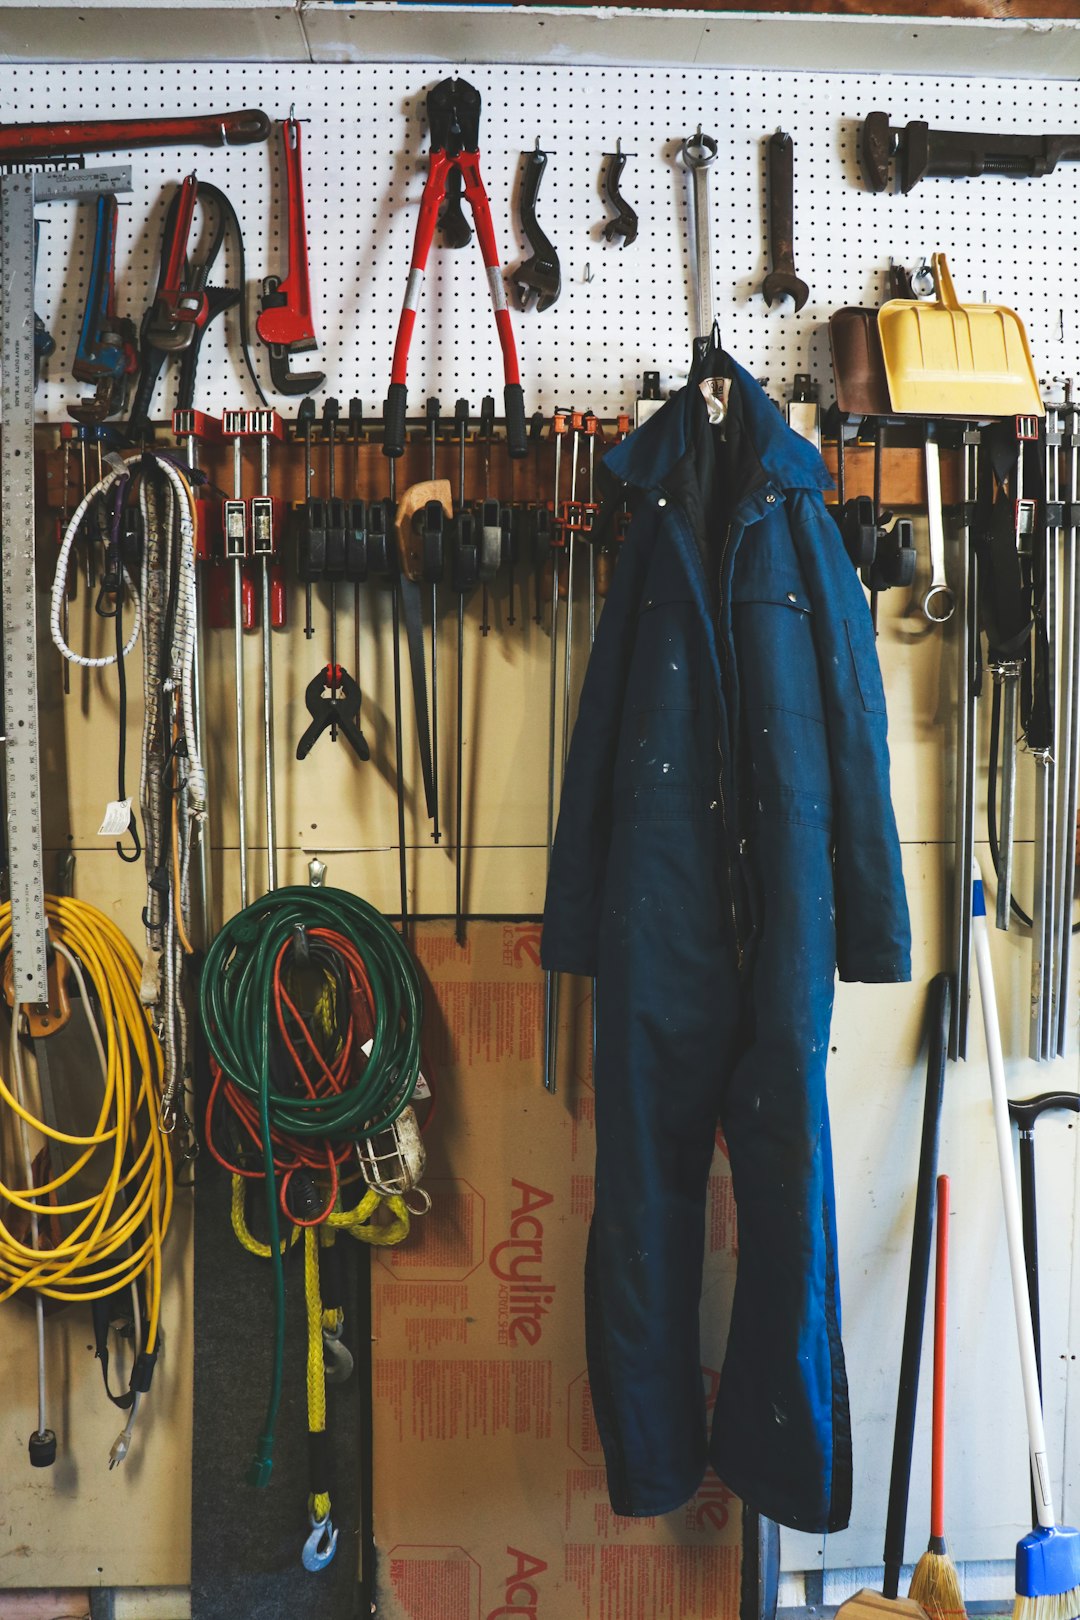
[931,1173,949,1542]
[270,561,287,629]
[255,118,318,348]
[0,108,270,161]
[241,565,256,632]
[457,149,520,388]
[159,175,207,327]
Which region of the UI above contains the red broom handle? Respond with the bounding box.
[931,1173,949,1542]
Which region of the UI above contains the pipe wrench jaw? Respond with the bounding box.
[259,274,326,394]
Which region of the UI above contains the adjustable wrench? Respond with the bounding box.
[761,131,809,312]
[514,143,561,313]
[69,194,138,423]
[257,115,325,396]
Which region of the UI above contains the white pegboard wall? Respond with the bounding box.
[14,61,1080,428]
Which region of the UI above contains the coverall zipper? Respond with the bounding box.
[663,500,745,967]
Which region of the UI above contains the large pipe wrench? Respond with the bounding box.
[257,116,324,396]
[127,177,246,436]
[69,194,138,423]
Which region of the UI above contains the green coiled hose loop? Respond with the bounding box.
[198,885,424,1484]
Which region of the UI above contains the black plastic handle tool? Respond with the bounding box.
[882,973,950,1600]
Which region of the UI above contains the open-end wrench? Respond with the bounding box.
[514,143,561,313]
[922,427,956,623]
[681,129,718,345]
[762,131,809,312]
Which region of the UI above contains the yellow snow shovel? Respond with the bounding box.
[877,253,1043,418]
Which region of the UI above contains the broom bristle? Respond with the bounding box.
[1014,1589,1080,1620]
[909,1548,968,1620]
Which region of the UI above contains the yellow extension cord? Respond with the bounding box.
[0,895,174,1357]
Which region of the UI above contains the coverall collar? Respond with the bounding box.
[603,359,833,502]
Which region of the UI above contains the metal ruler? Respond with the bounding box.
[0,164,131,1002]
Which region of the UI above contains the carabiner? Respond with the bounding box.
[301,1510,338,1572]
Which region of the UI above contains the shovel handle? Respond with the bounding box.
[932,252,959,311]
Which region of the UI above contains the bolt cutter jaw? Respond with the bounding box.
[426,76,482,157]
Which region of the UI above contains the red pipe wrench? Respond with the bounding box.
[257,116,325,396]
[385,78,527,459]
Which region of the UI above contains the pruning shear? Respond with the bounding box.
[385,77,527,460]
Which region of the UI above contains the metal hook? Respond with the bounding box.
[302,1511,338,1573]
[583,262,594,284]
[220,124,228,148]
[323,1325,355,1385]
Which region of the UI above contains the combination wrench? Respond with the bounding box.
[681,128,719,347]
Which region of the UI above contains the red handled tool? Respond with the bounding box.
[384,78,527,460]
[0,108,270,162]
[257,115,324,396]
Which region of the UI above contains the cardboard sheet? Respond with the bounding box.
[373,922,741,1620]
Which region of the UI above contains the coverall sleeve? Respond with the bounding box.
[787,490,912,984]
[540,515,652,978]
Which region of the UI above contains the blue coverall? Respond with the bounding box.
[541,364,911,1534]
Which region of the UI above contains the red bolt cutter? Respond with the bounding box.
[385,78,527,459]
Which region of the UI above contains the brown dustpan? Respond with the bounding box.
[877,253,1043,417]
[830,307,892,417]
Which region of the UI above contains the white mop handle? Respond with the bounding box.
[972,860,1056,1530]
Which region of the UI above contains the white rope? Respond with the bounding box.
[50,467,141,668]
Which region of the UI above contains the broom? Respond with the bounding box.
[908,1175,967,1620]
[972,861,1080,1620]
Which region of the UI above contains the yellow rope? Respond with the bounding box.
[0,895,173,1355]
[230,1173,300,1258]
[305,1227,331,1524]
[327,1187,411,1247]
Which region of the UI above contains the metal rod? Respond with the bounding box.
[429,405,441,845]
[1056,386,1080,1055]
[996,663,1020,933]
[949,427,979,1061]
[188,428,214,941]
[388,456,408,936]
[232,432,248,909]
[544,417,566,1094]
[259,429,277,893]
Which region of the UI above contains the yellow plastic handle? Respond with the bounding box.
[932,253,958,311]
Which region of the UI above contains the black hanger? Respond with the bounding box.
[688,318,730,386]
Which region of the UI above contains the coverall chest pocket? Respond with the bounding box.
[614,586,708,813]
[732,574,832,824]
